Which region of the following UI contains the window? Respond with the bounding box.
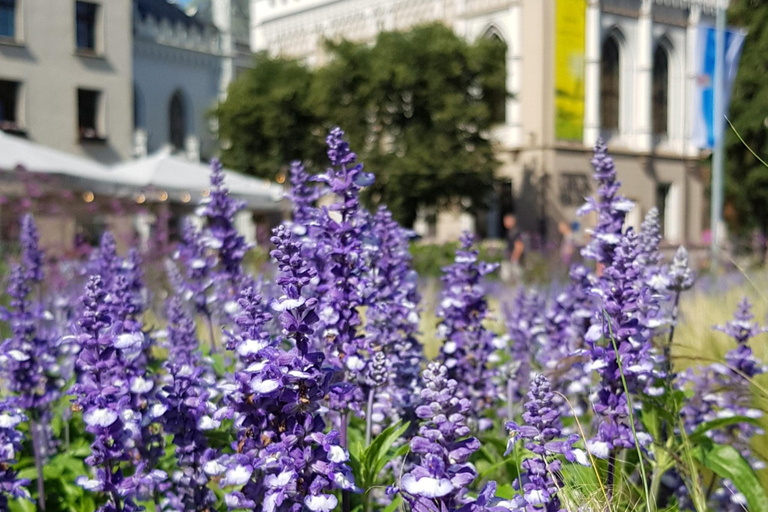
[133,85,144,129]
[656,183,671,237]
[484,32,507,125]
[169,90,187,151]
[78,88,103,141]
[600,35,620,131]
[652,45,669,136]
[76,2,98,52]
[0,0,15,39]
[0,79,22,134]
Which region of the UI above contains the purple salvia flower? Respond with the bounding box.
[175,219,217,318]
[502,288,546,419]
[637,208,664,287]
[0,398,31,508]
[503,375,588,511]
[585,229,657,467]
[159,298,218,511]
[667,247,695,293]
[199,158,251,287]
[363,207,423,435]
[679,299,766,510]
[436,232,498,428]
[396,362,481,509]
[20,213,44,284]
[288,161,323,228]
[311,128,373,414]
[71,276,146,512]
[577,140,634,267]
[219,241,356,511]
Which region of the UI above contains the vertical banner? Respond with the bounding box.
[692,25,746,149]
[555,0,587,141]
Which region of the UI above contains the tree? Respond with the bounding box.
[215,24,507,227]
[725,0,768,234]
[214,54,325,179]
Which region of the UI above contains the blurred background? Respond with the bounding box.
[0,0,766,275]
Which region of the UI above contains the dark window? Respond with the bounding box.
[485,33,507,125]
[653,45,669,136]
[559,173,592,206]
[0,0,15,38]
[601,36,620,131]
[0,80,19,125]
[76,2,98,51]
[169,90,187,150]
[656,183,671,237]
[133,85,144,129]
[78,88,101,140]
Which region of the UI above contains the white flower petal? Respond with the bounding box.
[84,408,118,428]
[401,473,453,498]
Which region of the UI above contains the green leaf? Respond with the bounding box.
[694,443,768,512]
[495,483,515,500]
[688,415,760,444]
[363,421,409,486]
[382,494,403,512]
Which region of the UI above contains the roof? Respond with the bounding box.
[0,131,109,181]
[135,0,208,30]
[108,150,284,210]
[0,132,284,211]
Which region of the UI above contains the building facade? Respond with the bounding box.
[0,0,133,164]
[251,0,718,245]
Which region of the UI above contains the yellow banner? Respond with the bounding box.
[555,0,586,141]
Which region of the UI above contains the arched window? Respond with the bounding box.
[483,31,507,124]
[600,35,620,131]
[169,90,187,151]
[133,85,145,129]
[652,44,669,136]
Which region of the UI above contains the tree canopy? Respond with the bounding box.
[215,23,507,226]
[725,0,768,233]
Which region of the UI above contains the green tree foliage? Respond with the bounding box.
[214,54,325,178]
[725,0,768,233]
[216,24,507,227]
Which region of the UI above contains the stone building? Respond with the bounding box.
[250,0,717,245]
[0,0,133,164]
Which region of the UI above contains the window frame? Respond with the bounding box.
[0,0,17,42]
[75,1,101,55]
[600,34,621,134]
[77,88,106,143]
[0,78,24,136]
[652,43,670,138]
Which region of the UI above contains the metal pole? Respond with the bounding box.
[710,2,726,270]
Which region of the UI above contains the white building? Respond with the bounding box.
[250,0,718,245]
[0,0,133,164]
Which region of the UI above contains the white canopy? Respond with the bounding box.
[0,132,284,211]
[0,130,108,180]
[108,150,284,210]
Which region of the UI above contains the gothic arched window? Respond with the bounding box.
[600,35,620,131]
[169,90,187,151]
[652,44,669,136]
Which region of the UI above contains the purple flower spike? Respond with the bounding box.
[578,140,634,267]
[20,214,44,283]
[667,247,695,293]
[160,298,218,511]
[71,276,146,512]
[396,363,481,510]
[586,229,658,461]
[218,227,356,510]
[288,161,323,228]
[199,158,252,286]
[504,375,588,511]
[436,232,498,427]
[0,398,31,508]
[311,128,373,413]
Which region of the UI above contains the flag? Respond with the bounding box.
[692,24,746,149]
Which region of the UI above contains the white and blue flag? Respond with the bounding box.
[692,24,746,149]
